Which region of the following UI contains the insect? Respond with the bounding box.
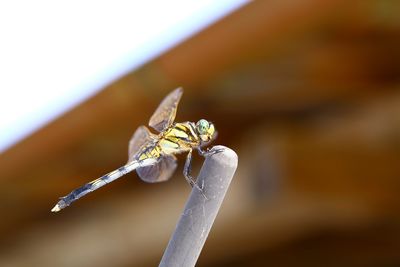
[51,87,218,212]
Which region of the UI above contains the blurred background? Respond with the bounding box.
[1,1,400,266]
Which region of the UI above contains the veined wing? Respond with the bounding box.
[128,125,177,183]
[136,154,177,183]
[148,87,183,132]
[128,126,156,162]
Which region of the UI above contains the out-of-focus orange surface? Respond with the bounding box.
[1,1,400,266]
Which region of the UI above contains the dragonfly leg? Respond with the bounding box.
[184,149,207,199]
[183,149,196,187]
[197,146,224,157]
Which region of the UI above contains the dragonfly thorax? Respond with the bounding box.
[158,122,201,155]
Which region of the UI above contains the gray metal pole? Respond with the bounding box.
[159,145,238,267]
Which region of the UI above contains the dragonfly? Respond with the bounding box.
[51,87,218,212]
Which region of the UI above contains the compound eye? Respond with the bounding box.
[196,119,209,135]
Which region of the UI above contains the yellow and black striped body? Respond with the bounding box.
[159,122,200,154]
[137,143,163,161]
[137,122,200,161]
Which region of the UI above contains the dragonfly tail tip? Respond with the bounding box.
[51,204,61,213]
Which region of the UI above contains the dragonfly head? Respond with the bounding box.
[196,119,216,143]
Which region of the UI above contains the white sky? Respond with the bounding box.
[0,0,248,153]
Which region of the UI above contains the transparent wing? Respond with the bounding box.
[128,126,156,162]
[136,154,177,183]
[128,126,177,182]
[149,87,183,132]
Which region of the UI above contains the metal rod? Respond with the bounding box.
[159,145,238,267]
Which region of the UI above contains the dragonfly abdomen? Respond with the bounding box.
[137,144,162,161]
